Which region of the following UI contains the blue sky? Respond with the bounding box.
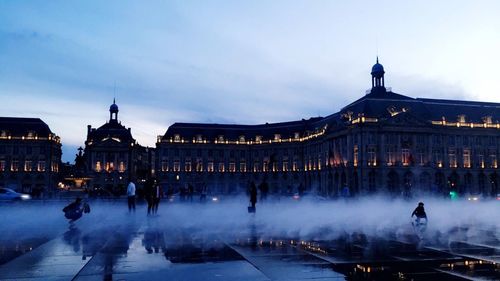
[1,1,499,162]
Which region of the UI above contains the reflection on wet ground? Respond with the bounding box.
[0,207,499,280]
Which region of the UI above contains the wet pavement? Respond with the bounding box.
[0,200,499,280]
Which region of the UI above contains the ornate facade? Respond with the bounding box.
[0,117,61,197]
[156,60,499,198]
[83,100,154,195]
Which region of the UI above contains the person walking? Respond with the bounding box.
[152,179,161,215]
[127,179,136,212]
[249,181,257,213]
[145,178,155,216]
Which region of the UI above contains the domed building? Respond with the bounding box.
[83,100,154,196]
[156,59,499,198]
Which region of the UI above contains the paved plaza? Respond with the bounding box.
[0,199,499,280]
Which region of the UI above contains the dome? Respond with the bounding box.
[371,57,385,78]
[109,99,119,113]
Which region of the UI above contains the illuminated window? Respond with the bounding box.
[174,134,181,142]
[433,149,442,167]
[448,149,457,168]
[0,160,5,171]
[185,160,192,172]
[386,146,396,166]
[255,135,262,142]
[263,161,269,172]
[51,162,59,172]
[463,149,471,168]
[457,114,466,123]
[490,154,498,168]
[196,159,203,172]
[218,162,225,172]
[207,162,214,172]
[478,154,485,168]
[282,160,289,172]
[119,161,126,172]
[218,135,224,142]
[173,161,180,172]
[353,145,358,167]
[239,162,246,172]
[367,147,376,166]
[239,135,245,142]
[483,116,492,124]
[95,161,101,172]
[253,161,260,172]
[294,132,300,139]
[292,161,298,171]
[229,162,236,172]
[11,160,19,172]
[196,135,203,142]
[402,149,411,166]
[37,161,46,172]
[105,162,114,172]
[161,160,168,172]
[24,160,32,172]
[274,134,281,141]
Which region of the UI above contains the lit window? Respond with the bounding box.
[196,135,203,142]
[239,135,245,142]
[11,160,19,172]
[207,162,214,172]
[37,161,46,172]
[0,160,5,171]
[263,161,268,172]
[95,161,101,172]
[294,132,300,139]
[255,135,262,142]
[239,162,246,172]
[196,159,203,172]
[174,134,181,142]
[283,160,289,172]
[490,154,497,168]
[478,154,485,168]
[161,160,168,172]
[353,145,358,167]
[463,149,471,168]
[24,161,32,172]
[51,162,59,172]
[119,161,126,172]
[449,149,457,168]
[185,160,192,172]
[457,114,466,123]
[173,161,180,172]
[274,134,281,141]
[218,135,224,142]
[402,149,411,166]
[292,161,298,171]
[105,162,114,172]
[367,147,376,166]
[229,162,236,172]
[218,162,225,172]
[253,161,260,172]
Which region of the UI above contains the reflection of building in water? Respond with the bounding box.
[0,117,61,196]
[83,100,154,195]
[156,59,499,197]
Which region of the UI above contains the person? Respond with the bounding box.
[249,181,257,210]
[411,202,427,223]
[151,179,161,215]
[127,179,136,212]
[63,197,84,223]
[144,178,155,215]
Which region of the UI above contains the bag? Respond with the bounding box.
[247,206,256,213]
[83,203,91,214]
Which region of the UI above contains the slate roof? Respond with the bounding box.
[88,120,134,143]
[0,117,53,137]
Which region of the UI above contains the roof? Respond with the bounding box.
[87,120,134,143]
[162,118,325,141]
[0,117,53,137]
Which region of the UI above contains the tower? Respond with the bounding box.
[109,98,119,122]
[371,57,385,89]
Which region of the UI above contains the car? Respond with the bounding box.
[0,188,31,201]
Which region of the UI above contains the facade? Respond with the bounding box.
[83,100,154,195]
[156,59,500,198]
[0,117,62,197]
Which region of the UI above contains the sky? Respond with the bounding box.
[1,1,499,162]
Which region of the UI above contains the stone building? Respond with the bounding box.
[156,59,499,198]
[83,100,154,195]
[0,117,62,197]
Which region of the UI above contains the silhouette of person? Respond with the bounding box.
[411,202,427,223]
[127,179,136,212]
[250,182,257,209]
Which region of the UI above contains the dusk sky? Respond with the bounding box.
[1,1,499,162]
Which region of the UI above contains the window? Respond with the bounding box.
[255,135,262,142]
[196,135,203,142]
[402,149,411,166]
[292,161,298,171]
[239,135,245,142]
[95,161,102,172]
[37,161,46,172]
[253,161,260,172]
[218,162,225,172]
[353,145,358,167]
[51,162,58,172]
[490,154,498,168]
[174,134,181,142]
[10,160,19,172]
[229,162,236,172]
[449,149,457,168]
[463,149,471,168]
[24,160,32,172]
[161,160,168,172]
[105,162,114,172]
[282,160,289,172]
[173,161,180,172]
[207,162,214,172]
[119,161,126,172]
[185,160,192,172]
[274,134,281,141]
[196,159,203,172]
[239,162,246,172]
[0,160,5,171]
[294,132,300,139]
[478,154,485,168]
[386,146,396,166]
[367,147,376,166]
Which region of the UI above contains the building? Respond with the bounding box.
[0,117,62,197]
[83,100,154,195]
[156,59,499,198]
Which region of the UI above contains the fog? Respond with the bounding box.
[1,196,498,247]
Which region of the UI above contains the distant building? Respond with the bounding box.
[156,59,499,198]
[0,117,62,197]
[83,100,154,195]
